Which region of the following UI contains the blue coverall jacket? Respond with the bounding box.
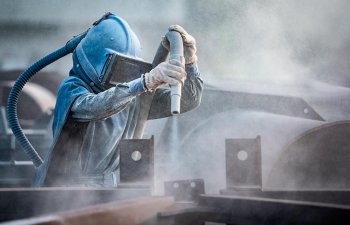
[33,56,203,187]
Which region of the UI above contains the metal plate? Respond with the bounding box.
[164,179,205,202]
[0,187,151,222]
[119,136,154,186]
[267,121,350,189]
[226,136,261,188]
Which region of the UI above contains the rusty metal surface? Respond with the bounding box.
[0,187,151,222]
[2,197,174,225]
[200,195,350,225]
[3,188,350,225]
[220,188,350,205]
[158,194,350,225]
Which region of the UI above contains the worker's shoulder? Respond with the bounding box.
[57,76,90,95]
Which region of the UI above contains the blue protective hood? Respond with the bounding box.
[75,13,142,91]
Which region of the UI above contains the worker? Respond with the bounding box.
[33,13,203,187]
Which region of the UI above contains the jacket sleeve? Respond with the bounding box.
[71,78,146,121]
[148,63,203,120]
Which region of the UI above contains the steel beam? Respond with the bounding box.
[0,187,151,222]
[220,188,350,205]
[1,197,174,225]
[158,194,350,225]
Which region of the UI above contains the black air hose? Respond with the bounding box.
[7,32,87,167]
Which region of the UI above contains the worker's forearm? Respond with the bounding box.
[71,78,146,121]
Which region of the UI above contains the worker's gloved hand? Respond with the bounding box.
[144,60,186,92]
[162,25,198,65]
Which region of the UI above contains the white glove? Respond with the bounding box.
[162,25,198,65]
[144,60,186,91]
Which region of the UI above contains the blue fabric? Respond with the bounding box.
[33,63,203,187]
[127,77,146,95]
[32,75,90,186]
[185,63,200,79]
[33,13,204,187]
[52,76,90,136]
[75,14,142,91]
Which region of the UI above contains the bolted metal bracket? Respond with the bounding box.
[119,135,154,188]
[226,136,262,189]
[164,179,205,202]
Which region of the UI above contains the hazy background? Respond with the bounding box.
[1,0,350,194]
[1,0,350,86]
